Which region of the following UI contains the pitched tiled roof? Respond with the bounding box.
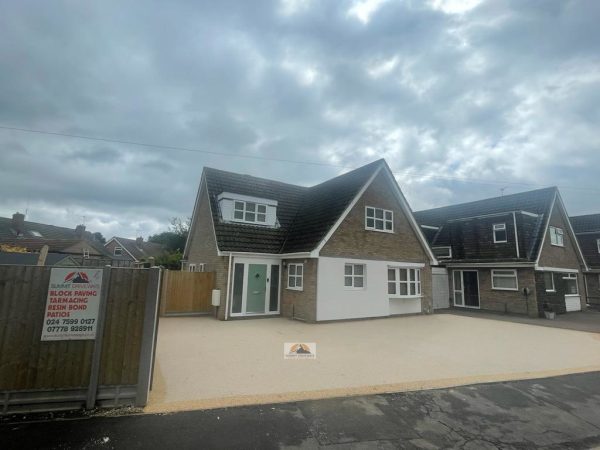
[203,160,384,253]
[570,214,600,269]
[570,214,600,233]
[0,252,77,266]
[0,216,92,240]
[111,237,166,261]
[414,187,557,263]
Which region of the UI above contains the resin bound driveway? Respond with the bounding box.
[147,314,600,413]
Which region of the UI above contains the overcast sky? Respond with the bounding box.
[1,0,598,239]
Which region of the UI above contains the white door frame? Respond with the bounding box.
[453,270,480,309]
[230,256,281,317]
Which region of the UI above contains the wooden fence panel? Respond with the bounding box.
[160,270,215,315]
[0,265,161,413]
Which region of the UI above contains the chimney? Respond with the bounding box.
[75,224,86,238]
[136,237,144,248]
[12,212,25,236]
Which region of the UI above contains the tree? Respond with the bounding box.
[92,232,106,244]
[148,217,191,267]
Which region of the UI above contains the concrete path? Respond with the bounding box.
[4,372,600,449]
[149,314,600,412]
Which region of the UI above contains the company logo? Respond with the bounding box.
[64,272,90,284]
[284,342,316,359]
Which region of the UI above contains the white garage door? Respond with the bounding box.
[432,267,450,309]
[565,295,582,312]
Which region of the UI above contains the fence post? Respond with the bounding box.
[135,267,162,407]
[86,266,112,410]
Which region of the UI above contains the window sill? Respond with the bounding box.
[365,228,394,234]
[286,287,303,292]
[565,294,580,297]
[389,295,422,300]
[491,287,519,291]
[344,287,366,290]
[493,240,508,244]
[545,290,556,293]
[550,243,565,248]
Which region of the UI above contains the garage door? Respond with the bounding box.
[432,267,450,309]
[565,295,582,312]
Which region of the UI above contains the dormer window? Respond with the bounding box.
[218,192,278,227]
[30,231,43,237]
[114,246,123,256]
[83,248,90,259]
[233,201,267,224]
[493,223,507,243]
[433,246,452,259]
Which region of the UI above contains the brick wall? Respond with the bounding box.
[280,258,318,322]
[449,268,538,317]
[584,272,600,307]
[534,271,585,314]
[538,202,583,269]
[185,182,230,320]
[319,170,433,314]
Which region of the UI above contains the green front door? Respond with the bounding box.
[246,264,267,313]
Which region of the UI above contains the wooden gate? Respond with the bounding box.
[159,270,215,316]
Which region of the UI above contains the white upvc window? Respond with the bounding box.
[493,223,507,243]
[365,207,393,232]
[388,267,421,297]
[344,264,365,288]
[491,269,518,291]
[233,200,267,224]
[549,226,564,247]
[563,273,579,295]
[287,263,303,290]
[83,248,90,259]
[433,246,452,259]
[188,264,196,272]
[114,246,123,256]
[544,272,555,292]
[597,239,600,253]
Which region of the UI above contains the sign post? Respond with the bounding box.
[41,268,104,341]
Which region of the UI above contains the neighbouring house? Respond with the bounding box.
[105,236,166,268]
[414,187,589,317]
[182,159,437,322]
[0,213,112,266]
[0,251,78,266]
[570,214,600,308]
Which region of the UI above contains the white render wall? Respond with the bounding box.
[316,256,423,321]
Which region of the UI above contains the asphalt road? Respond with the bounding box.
[3,372,600,449]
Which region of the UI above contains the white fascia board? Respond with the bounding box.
[535,192,556,266]
[104,237,118,247]
[217,192,278,206]
[446,262,534,268]
[218,251,312,258]
[556,191,590,272]
[382,164,439,265]
[448,211,516,222]
[420,224,439,230]
[535,266,580,273]
[319,255,425,268]
[312,165,384,256]
[520,210,540,218]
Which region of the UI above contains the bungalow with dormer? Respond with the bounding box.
[182,159,437,321]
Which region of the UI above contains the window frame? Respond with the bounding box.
[493,223,508,243]
[543,272,555,293]
[83,248,90,259]
[562,273,579,296]
[549,226,564,247]
[287,263,304,291]
[597,238,600,254]
[365,206,394,233]
[491,269,518,291]
[188,264,196,272]
[344,263,366,289]
[433,246,452,259]
[388,267,421,298]
[232,200,268,225]
[113,246,123,256]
